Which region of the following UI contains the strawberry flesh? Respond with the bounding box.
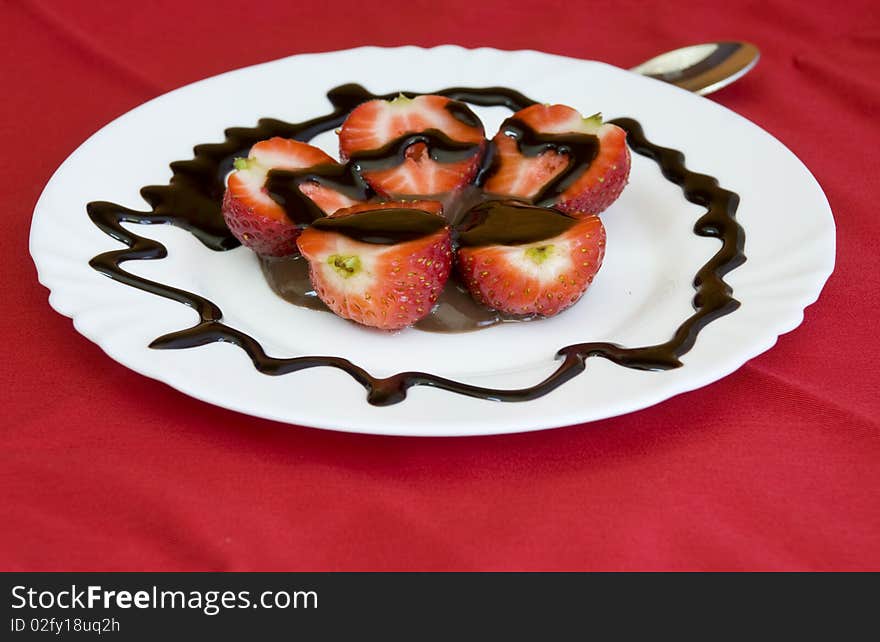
[456,201,605,317]
[483,104,630,216]
[296,201,452,330]
[339,95,486,198]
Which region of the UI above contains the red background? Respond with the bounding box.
[3,0,878,571]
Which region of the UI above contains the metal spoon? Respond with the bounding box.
[630,42,760,95]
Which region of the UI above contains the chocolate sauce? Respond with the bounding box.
[444,101,483,129]
[311,208,446,244]
[353,129,482,170]
[413,282,514,332]
[259,254,327,312]
[265,163,371,226]
[87,84,745,406]
[457,201,579,247]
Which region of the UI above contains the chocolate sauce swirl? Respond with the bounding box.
[87,84,745,406]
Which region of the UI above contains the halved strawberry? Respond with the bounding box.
[296,201,452,330]
[456,201,605,317]
[483,104,630,216]
[338,95,486,198]
[222,137,360,256]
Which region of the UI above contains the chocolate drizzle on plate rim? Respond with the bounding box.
[86,84,745,406]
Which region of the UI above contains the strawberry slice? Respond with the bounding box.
[296,201,452,330]
[483,104,630,216]
[456,201,605,317]
[222,137,360,256]
[338,95,486,198]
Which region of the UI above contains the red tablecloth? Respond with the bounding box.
[3,0,878,571]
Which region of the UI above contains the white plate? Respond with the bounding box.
[29,46,835,436]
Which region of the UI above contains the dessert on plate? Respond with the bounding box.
[221,93,631,332]
[82,78,745,406]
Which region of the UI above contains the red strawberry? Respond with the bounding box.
[338,95,486,197]
[456,201,606,317]
[296,201,452,330]
[483,104,630,216]
[222,137,360,256]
